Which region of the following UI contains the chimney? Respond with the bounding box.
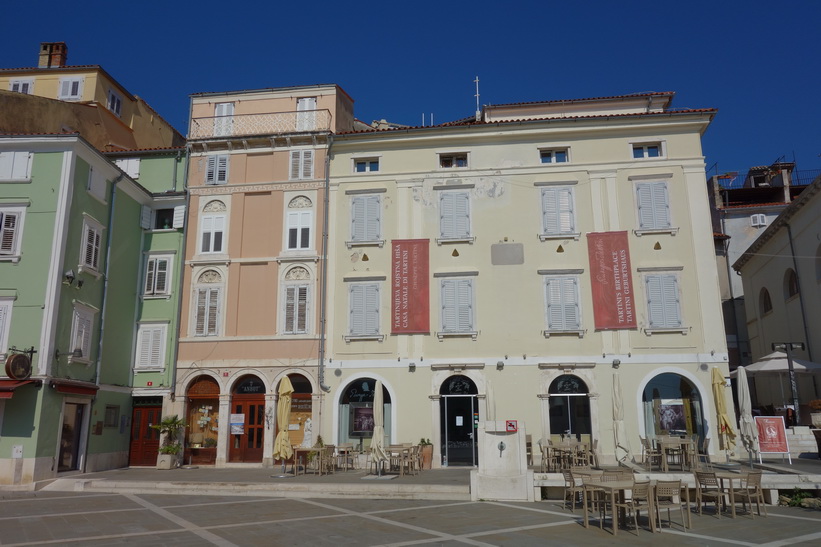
[38,42,68,68]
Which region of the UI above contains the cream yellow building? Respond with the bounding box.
[324,92,733,466]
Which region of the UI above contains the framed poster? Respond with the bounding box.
[658,399,686,434]
[349,404,374,437]
[755,416,791,463]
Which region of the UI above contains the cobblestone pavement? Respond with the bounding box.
[1,491,820,546]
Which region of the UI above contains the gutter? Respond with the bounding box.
[786,223,813,361]
[318,134,332,393]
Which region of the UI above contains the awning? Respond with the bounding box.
[49,379,99,396]
[0,378,43,399]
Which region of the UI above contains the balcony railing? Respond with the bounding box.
[189,109,332,139]
[715,168,821,190]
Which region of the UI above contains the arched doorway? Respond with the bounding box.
[281,374,313,448]
[439,375,478,466]
[184,376,220,465]
[548,375,592,443]
[229,375,266,463]
[337,378,391,453]
[642,372,705,444]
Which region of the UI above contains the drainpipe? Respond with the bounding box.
[318,134,333,393]
[786,223,813,361]
[83,173,122,472]
[720,209,746,365]
[172,149,181,192]
[168,148,190,404]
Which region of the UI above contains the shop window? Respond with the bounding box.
[548,375,591,442]
[642,372,704,444]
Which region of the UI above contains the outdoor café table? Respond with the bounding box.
[387,445,411,476]
[657,438,693,472]
[713,470,744,518]
[292,446,329,476]
[581,479,648,535]
[553,441,587,468]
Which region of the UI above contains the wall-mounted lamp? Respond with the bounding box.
[408,362,416,372]
[55,347,83,360]
[63,270,75,285]
[611,359,621,369]
[496,360,504,370]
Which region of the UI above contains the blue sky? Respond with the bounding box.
[4,0,820,173]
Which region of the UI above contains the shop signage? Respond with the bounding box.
[587,231,637,330]
[755,416,789,454]
[391,239,429,334]
[230,413,245,435]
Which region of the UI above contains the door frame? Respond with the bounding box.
[440,394,478,467]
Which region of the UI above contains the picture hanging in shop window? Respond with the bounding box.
[657,399,686,434]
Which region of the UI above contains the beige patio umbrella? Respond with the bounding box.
[273,376,294,473]
[370,380,388,475]
[711,367,736,458]
[736,366,759,466]
[612,373,634,464]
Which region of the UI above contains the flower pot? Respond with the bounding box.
[420,444,433,470]
[157,454,177,470]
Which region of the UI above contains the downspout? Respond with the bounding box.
[318,134,333,393]
[172,149,181,192]
[83,173,122,472]
[720,209,745,365]
[786,223,813,361]
[168,148,190,403]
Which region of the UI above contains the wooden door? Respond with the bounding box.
[129,406,161,466]
[228,397,265,462]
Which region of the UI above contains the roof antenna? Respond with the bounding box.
[474,76,481,121]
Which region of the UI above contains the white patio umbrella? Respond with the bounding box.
[736,366,759,466]
[730,351,821,376]
[369,380,388,475]
[612,373,634,464]
[273,376,294,473]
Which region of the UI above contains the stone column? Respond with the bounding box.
[216,394,230,466]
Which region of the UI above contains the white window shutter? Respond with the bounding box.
[637,182,670,230]
[546,277,580,330]
[172,206,185,229]
[440,192,470,238]
[364,284,379,334]
[303,150,313,179]
[0,212,18,254]
[205,156,216,184]
[366,195,381,240]
[155,259,169,294]
[637,184,655,229]
[290,151,300,180]
[351,196,365,241]
[195,288,207,335]
[652,182,671,228]
[216,155,229,184]
[140,206,151,229]
[206,288,220,335]
[542,187,574,235]
[349,285,365,335]
[441,279,473,332]
[11,152,32,180]
[144,258,156,294]
[646,274,681,328]
[0,153,12,178]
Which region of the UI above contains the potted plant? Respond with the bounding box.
[419,438,433,470]
[809,400,821,428]
[152,415,186,470]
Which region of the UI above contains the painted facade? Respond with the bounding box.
[324,92,734,466]
[171,85,355,466]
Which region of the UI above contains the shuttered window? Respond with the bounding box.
[541,187,575,235]
[284,285,309,334]
[115,158,140,178]
[200,214,225,253]
[351,195,381,242]
[58,77,83,100]
[289,150,314,180]
[441,278,474,333]
[194,287,221,336]
[213,102,234,136]
[636,182,671,230]
[645,274,682,328]
[349,283,380,336]
[205,154,229,185]
[0,211,21,255]
[296,97,317,131]
[82,221,102,271]
[135,324,167,369]
[439,191,470,239]
[70,306,94,361]
[544,276,581,330]
[0,151,33,181]
[144,256,171,296]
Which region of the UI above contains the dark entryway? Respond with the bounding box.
[439,375,478,466]
[228,375,265,463]
[129,402,161,466]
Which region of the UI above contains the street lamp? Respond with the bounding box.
[772,342,806,426]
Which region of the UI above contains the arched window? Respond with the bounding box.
[338,378,391,449]
[759,287,773,316]
[784,269,799,299]
[185,376,220,464]
[286,196,313,250]
[193,269,223,336]
[548,375,591,442]
[282,266,311,334]
[642,372,705,443]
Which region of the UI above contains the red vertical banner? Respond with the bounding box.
[392,239,430,334]
[587,231,637,330]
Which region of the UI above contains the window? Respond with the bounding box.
[348,283,381,338]
[141,205,184,231]
[283,285,309,334]
[440,278,474,335]
[135,323,167,368]
[645,273,682,330]
[9,79,33,94]
[540,148,569,164]
[750,214,767,228]
[0,151,33,181]
[289,150,314,180]
[286,196,313,250]
[205,154,229,185]
[540,187,575,237]
[213,102,234,136]
[350,194,381,243]
[439,191,471,240]
[636,181,671,231]
[439,153,468,168]
[354,158,380,173]
[759,287,773,316]
[200,214,225,253]
[86,166,107,201]
[114,158,140,178]
[544,276,581,333]
[784,269,799,299]
[107,89,122,116]
[81,219,103,272]
[104,405,120,428]
[58,77,83,100]
[193,270,222,336]
[0,299,12,359]
[70,304,95,362]
[632,142,663,159]
[296,97,317,131]
[0,207,25,258]
[144,255,172,296]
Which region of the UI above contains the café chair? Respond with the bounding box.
[613,480,653,536]
[694,470,725,518]
[640,436,661,470]
[654,479,688,531]
[732,471,767,518]
[561,469,584,512]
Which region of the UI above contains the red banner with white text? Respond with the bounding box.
[755,416,789,454]
[392,239,429,334]
[587,231,637,330]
